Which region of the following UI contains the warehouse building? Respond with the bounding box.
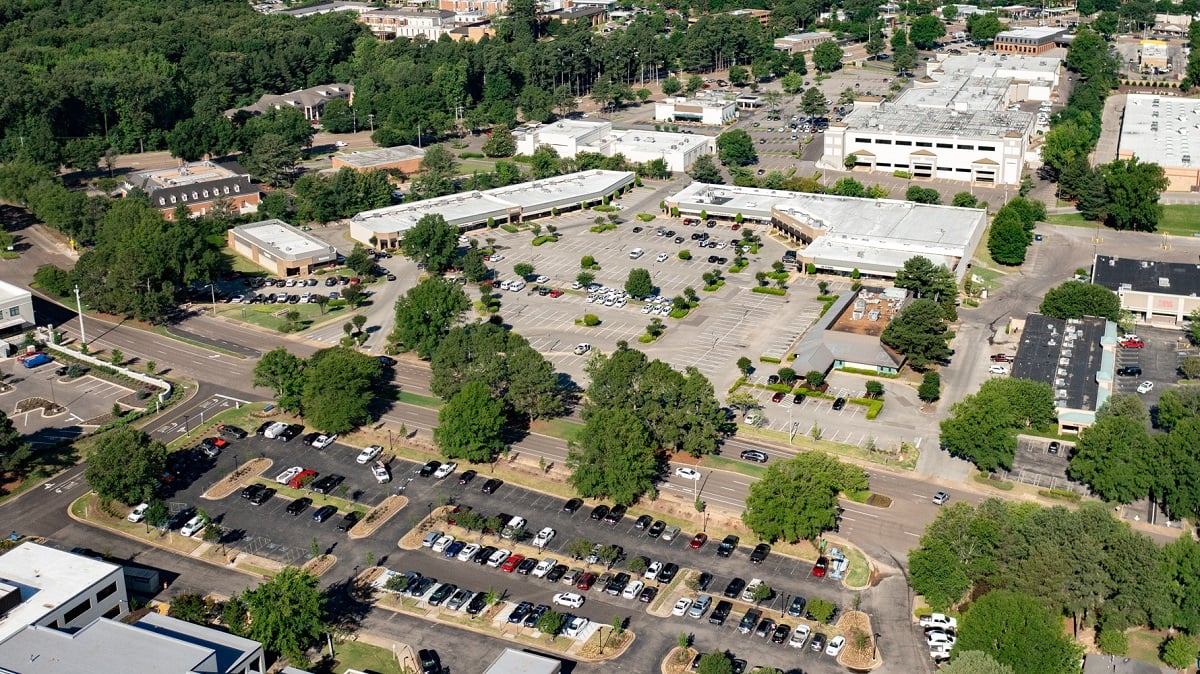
[227,219,338,277]
[1011,314,1114,433]
[514,119,714,172]
[666,182,988,281]
[1117,94,1200,192]
[928,53,1062,102]
[1091,254,1200,327]
[350,170,635,248]
[654,95,737,126]
[331,145,425,174]
[994,26,1068,55]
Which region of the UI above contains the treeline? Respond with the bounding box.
[910,498,1200,671]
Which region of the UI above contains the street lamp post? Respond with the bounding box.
[207,283,217,315]
[73,285,86,346]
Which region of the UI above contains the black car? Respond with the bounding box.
[249,487,276,505]
[674,236,684,244]
[810,633,827,652]
[740,450,768,463]
[723,577,746,599]
[697,572,714,591]
[541,563,566,582]
[311,474,345,495]
[1116,365,1142,376]
[793,393,806,405]
[647,520,666,538]
[508,601,533,624]
[832,397,846,410]
[517,557,539,575]
[218,424,248,439]
[709,600,732,625]
[458,469,477,485]
[241,483,265,500]
[750,543,771,564]
[1048,441,1061,455]
[605,572,631,595]
[466,593,488,615]
[254,421,274,436]
[767,375,779,385]
[474,546,498,564]
[278,424,304,441]
[755,616,775,638]
[312,505,337,523]
[632,226,643,233]
[481,478,502,494]
[717,534,739,557]
[337,511,359,532]
[731,659,747,674]
[377,355,397,366]
[562,498,583,514]
[523,604,549,628]
[302,432,322,446]
[589,504,610,521]
[603,504,626,525]
[634,515,653,530]
[418,460,441,477]
[787,595,807,617]
[286,497,312,516]
[428,583,456,607]
[639,586,658,602]
[418,648,441,674]
[657,562,679,584]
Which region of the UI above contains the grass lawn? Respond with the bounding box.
[214,301,345,332]
[391,390,444,410]
[166,403,270,451]
[331,640,407,674]
[529,418,585,444]
[1124,628,1168,668]
[1045,205,1200,236]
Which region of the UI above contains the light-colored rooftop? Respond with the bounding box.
[659,96,735,109]
[231,220,336,262]
[1141,40,1169,58]
[517,118,609,142]
[334,145,425,169]
[605,129,713,155]
[1119,94,1200,168]
[778,31,832,41]
[482,648,562,674]
[771,193,984,251]
[0,280,31,303]
[996,25,1066,40]
[134,613,264,674]
[932,53,1061,82]
[0,544,122,643]
[897,75,1012,111]
[841,104,1034,138]
[130,162,242,189]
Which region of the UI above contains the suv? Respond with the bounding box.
[738,609,762,634]
[688,594,713,619]
[709,600,732,625]
[1116,366,1142,376]
[717,534,739,557]
[740,450,768,463]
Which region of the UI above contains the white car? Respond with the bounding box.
[532,527,556,549]
[1137,380,1154,394]
[371,461,391,483]
[310,433,337,450]
[532,558,557,578]
[642,305,653,314]
[486,549,511,567]
[553,592,585,609]
[789,624,811,649]
[644,561,663,580]
[356,445,383,464]
[656,253,669,262]
[573,343,591,356]
[671,598,692,616]
[744,411,763,426]
[920,613,958,631]
[825,635,846,656]
[334,140,348,147]
[564,615,590,638]
[127,503,149,523]
[621,580,645,600]
[490,254,504,262]
[432,534,456,553]
[674,466,701,480]
[457,543,481,562]
[535,275,550,283]
[988,364,1009,375]
[275,466,304,484]
[433,462,457,479]
[422,531,444,547]
[180,515,206,537]
[927,630,957,647]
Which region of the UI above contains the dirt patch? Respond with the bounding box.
[575,629,635,661]
[662,647,697,674]
[836,610,879,670]
[14,397,65,416]
[303,554,337,577]
[348,495,407,539]
[866,494,893,508]
[201,458,272,500]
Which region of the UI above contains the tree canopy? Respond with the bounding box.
[880,298,953,369]
[399,213,460,274]
[435,381,507,462]
[301,347,383,433]
[742,452,866,542]
[1068,395,1154,503]
[226,567,327,662]
[812,41,844,72]
[1099,157,1169,232]
[391,278,470,358]
[567,407,657,506]
[1038,280,1121,320]
[939,378,1056,472]
[956,590,1082,674]
[716,129,756,167]
[85,427,168,505]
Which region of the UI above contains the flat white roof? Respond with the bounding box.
[482,648,561,674]
[606,129,713,155]
[841,104,1033,138]
[232,220,336,262]
[520,118,608,141]
[1119,94,1200,168]
[334,145,424,169]
[658,96,735,110]
[0,280,31,303]
[0,544,122,643]
[933,53,1061,81]
[997,26,1065,40]
[897,75,1012,111]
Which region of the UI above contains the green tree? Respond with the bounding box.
[391,278,470,359]
[937,652,1014,674]
[1039,280,1121,320]
[301,347,382,433]
[244,133,302,187]
[168,593,211,625]
[234,567,327,661]
[800,87,828,118]
[736,356,753,376]
[909,14,947,48]
[940,393,1018,472]
[688,155,724,184]
[482,124,517,158]
[918,371,941,402]
[535,610,567,636]
[832,177,865,197]
[1068,395,1154,503]
[1096,630,1129,656]
[1161,535,1200,634]
[909,538,972,610]
[780,72,804,95]
[881,298,952,369]
[728,66,749,86]
[696,652,734,674]
[952,192,978,208]
[434,381,507,463]
[956,590,1082,674]
[716,129,756,167]
[84,427,168,505]
[625,268,653,298]
[661,77,682,96]
[514,262,535,279]
[988,208,1031,266]
[411,144,459,199]
[253,347,305,412]
[567,407,657,505]
[812,41,844,72]
[685,74,705,95]
[430,322,563,421]
[1099,157,1170,232]
[463,246,488,283]
[0,411,32,478]
[905,185,942,204]
[344,243,375,276]
[318,99,355,134]
[577,271,595,287]
[33,264,72,296]
[1161,635,1199,670]
[530,144,562,179]
[400,213,459,275]
[742,452,867,542]
[967,13,1008,42]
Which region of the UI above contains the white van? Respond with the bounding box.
[629,248,644,259]
[501,516,527,539]
[263,421,288,439]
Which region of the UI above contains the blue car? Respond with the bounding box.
[444,540,466,558]
[21,353,52,368]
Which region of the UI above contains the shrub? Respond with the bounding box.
[581,255,596,269]
[918,371,941,402]
[805,370,826,387]
[805,263,817,275]
[637,213,655,222]
[751,286,786,295]
[500,224,519,233]
[582,314,600,326]
[1096,629,1128,656]
[679,250,692,260]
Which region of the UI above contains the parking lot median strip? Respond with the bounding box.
[348,495,407,539]
[249,477,369,515]
[201,458,273,500]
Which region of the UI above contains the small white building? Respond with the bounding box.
[0,280,34,339]
[655,96,736,126]
[514,119,714,172]
[0,543,129,644]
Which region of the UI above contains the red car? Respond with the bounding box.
[549,289,564,298]
[288,469,318,489]
[1120,339,1145,349]
[771,391,786,403]
[811,556,829,578]
[689,533,708,550]
[576,572,597,590]
[500,554,525,573]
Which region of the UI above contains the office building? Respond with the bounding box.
[790,287,909,375]
[772,31,835,53]
[227,84,353,122]
[331,146,426,174]
[0,543,128,644]
[514,119,714,172]
[122,161,261,220]
[0,281,34,338]
[1011,314,1113,433]
[1091,254,1200,327]
[1117,94,1200,192]
[994,26,1067,55]
[227,220,339,277]
[655,95,737,126]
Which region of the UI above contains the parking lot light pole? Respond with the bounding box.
[73,285,86,346]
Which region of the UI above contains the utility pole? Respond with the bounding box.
[73,285,86,346]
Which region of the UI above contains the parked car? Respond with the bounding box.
[717,534,739,557]
[1116,366,1143,376]
[127,503,149,523]
[709,600,732,625]
[811,557,829,577]
[562,498,584,514]
[481,478,502,494]
[750,543,771,564]
[249,487,276,505]
[371,461,391,483]
[932,491,950,505]
[311,474,344,495]
[337,511,359,532]
[418,460,441,477]
[288,469,317,489]
[433,462,457,479]
[832,397,847,410]
[553,592,585,609]
[286,498,312,516]
[312,505,337,523]
[689,533,708,549]
[458,469,477,485]
[356,445,383,464]
[647,520,666,538]
[309,433,337,450]
[1137,380,1155,394]
[790,624,812,648]
[180,515,206,537]
[688,595,712,619]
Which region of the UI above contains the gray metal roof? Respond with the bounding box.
[1012,314,1108,412]
[0,621,218,674]
[1092,254,1200,296]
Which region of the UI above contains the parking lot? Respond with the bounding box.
[3,360,135,447]
[1002,436,1080,493]
[473,214,827,392]
[1111,325,1191,408]
[739,378,878,448]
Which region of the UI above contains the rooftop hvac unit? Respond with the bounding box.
[1059,357,1071,366]
[1047,339,1056,346]
[1055,378,1066,386]
[852,310,864,320]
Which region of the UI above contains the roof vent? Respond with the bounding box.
[1159,277,1171,288]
